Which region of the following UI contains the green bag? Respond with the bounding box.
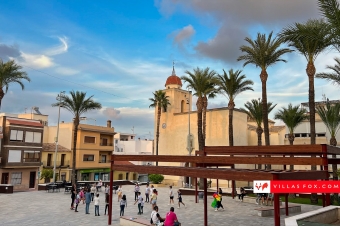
[211,199,217,208]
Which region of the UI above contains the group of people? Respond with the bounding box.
[70,180,108,216]
[68,182,183,225]
[256,193,274,206]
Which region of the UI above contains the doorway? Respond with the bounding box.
[47,154,52,166]
[1,173,9,184]
[29,171,36,188]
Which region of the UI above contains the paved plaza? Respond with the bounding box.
[0,185,321,226]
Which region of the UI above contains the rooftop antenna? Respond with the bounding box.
[131,126,134,134]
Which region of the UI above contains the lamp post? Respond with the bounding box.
[186,90,193,188]
[53,91,65,183]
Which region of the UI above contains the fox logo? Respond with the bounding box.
[253,181,271,193]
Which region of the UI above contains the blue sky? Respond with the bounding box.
[0,0,339,139]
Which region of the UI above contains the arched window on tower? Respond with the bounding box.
[181,100,185,113]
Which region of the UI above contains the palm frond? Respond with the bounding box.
[316,101,340,137]
[315,57,340,86]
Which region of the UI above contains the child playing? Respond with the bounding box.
[104,193,109,215]
[140,198,144,214]
[169,186,175,205]
[134,192,143,215]
[120,194,127,216]
[94,194,100,216]
[177,189,185,208]
[79,188,85,204]
[74,191,80,212]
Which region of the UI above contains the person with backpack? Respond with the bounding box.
[150,206,165,226]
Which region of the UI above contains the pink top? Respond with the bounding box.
[164,211,177,226]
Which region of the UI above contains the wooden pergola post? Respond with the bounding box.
[285,194,288,216]
[203,148,208,226]
[322,144,331,206]
[108,156,114,225]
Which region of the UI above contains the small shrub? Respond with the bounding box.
[148,174,164,184]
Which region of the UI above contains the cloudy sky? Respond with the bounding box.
[0,0,339,139]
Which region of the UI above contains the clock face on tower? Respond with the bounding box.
[162,123,167,129]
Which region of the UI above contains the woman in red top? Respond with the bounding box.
[164,207,181,226]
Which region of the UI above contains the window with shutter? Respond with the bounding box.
[33,132,41,143]
[84,136,95,143]
[25,132,34,142]
[8,150,22,162]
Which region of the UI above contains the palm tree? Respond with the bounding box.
[237,32,292,152]
[149,90,170,166]
[241,99,276,169]
[279,19,332,146]
[241,99,276,146]
[181,67,218,151]
[318,0,340,51]
[316,58,340,86]
[52,91,102,184]
[316,100,340,203]
[217,69,254,146]
[274,104,308,170]
[0,59,30,109]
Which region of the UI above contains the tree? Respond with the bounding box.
[316,100,340,204]
[0,59,30,109]
[238,32,292,169]
[238,32,291,147]
[217,69,254,146]
[149,90,170,166]
[274,104,308,170]
[40,168,53,183]
[52,91,102,184]
[148,174,164,184]
[318,0,340,51]
[279,19,332,146]
[240,99,276,169]
[181,67,218,151]
[279,20,332,204]
[316,58,340,86]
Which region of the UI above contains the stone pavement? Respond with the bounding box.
[0,185,321,226]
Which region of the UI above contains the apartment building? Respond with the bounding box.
[0,116,43,191]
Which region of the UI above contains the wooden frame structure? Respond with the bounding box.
[107,144,340,226]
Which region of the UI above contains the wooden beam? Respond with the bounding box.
[111,165,273,181]
[327,159,340,164]
[275,171,328,180]
[203,145,322,154]
[326,145,340,155]
[112,155,324,165]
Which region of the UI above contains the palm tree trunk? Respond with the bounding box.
[72,117,80,185]
[228,101,234,146]
[196,97,204,189]
[260,69,270,170]
[256,127,263,169]
[307,61,318,204]
[202,96,208,141]
[0,88,4,110]
[330,137,338,204]
[288,133,295,170]
[155,106,161,166]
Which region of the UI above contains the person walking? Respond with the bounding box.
[177,189,185,208]
[120,194,127,216]
[79,188,85,204]
[140,198,144,214]
[134,183,140,201]
[96,180,102,192]
[216,188,224,210]
[238,187,246,201]
[169,186,175,205]
[150,189,158,210]
[145,184,150,203]
[134,192,143,215]
[94,194,100,216]
[164,207,181,226]
[85,188,91,214]
[70,183,77,210]
[117,185,123,202]
[91,184,96,202]
[104,193,109,215]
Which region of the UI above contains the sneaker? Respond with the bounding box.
[215,209,218,211]
[178,207,180,208]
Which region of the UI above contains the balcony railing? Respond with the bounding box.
[100,142,113,146]
[23,158,40,163]
[42,161,70,167]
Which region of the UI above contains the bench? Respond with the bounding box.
[254,204,301,217]
[120,216,152,226]
[241,196,282,206]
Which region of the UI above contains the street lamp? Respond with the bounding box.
[185,90,193,188]
[53,91,65,183]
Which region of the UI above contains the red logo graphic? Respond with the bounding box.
[262,182,269,191]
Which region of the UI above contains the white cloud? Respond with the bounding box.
[54,66,79,75]
[102,107,121,119]
[173,24,196,45]
[45,36,68,56]
[19,52,54,68]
